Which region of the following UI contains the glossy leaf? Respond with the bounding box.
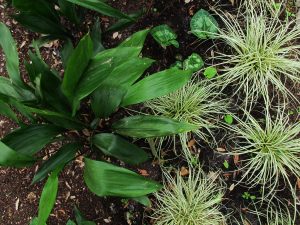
[37,171,59,225]
[92,133,148,165]
[91,19,105,55]
[60,39,74,68]
[121,68,192,106]
[91,85,127,118]
[0,77,24,100]
[151,24,179,48]
[0,99,18,122]
[2,124,62,155]
[119,29,149,51]
[66,0,133,20]
[112,115,198,138]
[62,33,93,102]
[190,9,219,39]
[84,158,162,197]
[0,22,23,87]
[0,141,35,167]
[32,142,81,184]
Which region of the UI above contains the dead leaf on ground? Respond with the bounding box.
[297,177,300,189]
[188,139,196,148]
[138,169,149,176]
[180,167,189,176]
[233,154,239,165]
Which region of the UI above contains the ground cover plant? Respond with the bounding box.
[1,0,300,224]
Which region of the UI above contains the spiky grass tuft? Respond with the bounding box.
[152,168,227,225]
[227,110,300,198]
[145,79,228,162]
[214,6,300,110]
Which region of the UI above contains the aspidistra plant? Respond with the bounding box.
[0,22,196,224]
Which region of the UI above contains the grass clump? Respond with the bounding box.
[214,6,300,110]
[152,168,227,225]
[228,110,300,198]
[144,79,228,161]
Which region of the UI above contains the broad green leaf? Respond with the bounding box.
[74,207,96,225]
[25,107,85,130]
[190,9,219,39]
[0,99,18,122]
[0,22,23,87]
[32,142,81,184]
[91,85,127,118]
[66,0,133,20]
[60,39,74,68]
[151,24,179,48]
[58,0,80,25]
[183,53,204,72]
[204,66,217,79]
[91,19,105,55]
[112,115,198,138]
[72,47,141,114]
[62,33,93,102]
[119,29,150,50]
[2,124,63,155]
[121,68,192,106]
[37,171,59,225]
[0,141,35,167]
[106,12,142,33]
[92,133,148,165]
[66,220,76,225]
[84,158,162,197]
[131,196,151,207]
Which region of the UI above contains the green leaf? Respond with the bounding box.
[66,220,76,225]
[131,195,151,207]
[91,19,105,55]
[2,124,62,155]
[92,133,148,165]
[121,68,192,106]
[74,207,96,225]
[0,22,24,88]
[190,9,219,39]
[37,171,59,225]
[0,141,35,167]
[84,158,162,197]
[119,29,150,50]
[223,160,229,169]
[0,99,19,122]
[0,77,23,100]
[224,114,233,125]
[91,85,127,118]
[32,142,80,184]
[106,12,142,33]
[204,66,217,79]
[151,24,179,48]
[60,39,74,68]
[183,53,204,72]
[66,0,133,20]
[62,33,93,102]
[112,115,198,138]
[58,0,80,25]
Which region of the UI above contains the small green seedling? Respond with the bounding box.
[223,160,229,169]
[224,114,233,124]
[183,53,204,72]
[242,192,256,200]
[171,61,183,69]
[204,66,217,79]
[151,24,179,48]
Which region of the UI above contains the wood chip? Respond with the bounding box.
[112,32,119,39]
[15,198,20,211]
[180,167,189,176]
[138,169,149,176]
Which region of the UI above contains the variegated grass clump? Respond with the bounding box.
[152,168,227,225]
[228,110,300,198]
[144,79,228,162]
[214,6,300,110]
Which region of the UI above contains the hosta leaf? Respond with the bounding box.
[0,99,19,122]
[65,0,132,20]
[84,158,162,197]
[92,133,148,165]
[91,85,127,118]
[151,24,179,48]
[32,142,81,184]
[190,9,219,39]
[183,53,204,72]
[37,170,59,225]
[121,68,192,106]
[62,33,93,102]
[2,124,63,155]
[0,22,23,88]
[0,141,35,167]
[112,115,198,138]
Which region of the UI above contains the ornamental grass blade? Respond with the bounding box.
[37,170,59,225]
[84,158,162,198]
[66,0,133,21]
[32,142,81,184]
[0,141,35,167]
[112,115,198,138]
[121,68,192,106]
[62,33,93,103]
[92,133,148,165]
[2,124,63,155]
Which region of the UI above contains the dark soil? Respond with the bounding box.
[1,0,300,224]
